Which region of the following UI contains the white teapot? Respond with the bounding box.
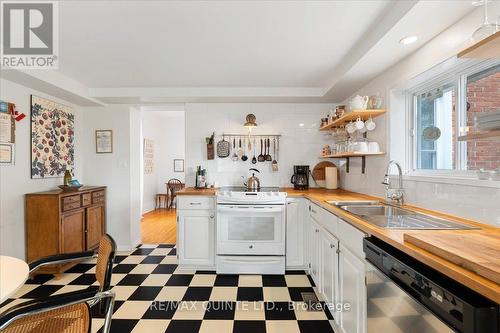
[350,95,369,110]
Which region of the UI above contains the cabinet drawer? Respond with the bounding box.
[310,203,338,237]
[92,196,105,205]
[63,201,81,212]
[62,195,80,206]
[82,193,91,206]
[92,191,105,199]
[177,196,214,210]
[338,219,367,259]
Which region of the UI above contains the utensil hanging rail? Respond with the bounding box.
[221,133,281,138]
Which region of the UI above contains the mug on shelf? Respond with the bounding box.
[368,141,380,153]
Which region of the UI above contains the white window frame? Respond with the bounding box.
[405,58,500,179]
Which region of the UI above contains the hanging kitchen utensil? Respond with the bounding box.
[251,138,257,164]
[237,136,243,158]
[258,138,265,162]
[217,135,230,158]
[271,137,278,171]
[241,136,248,161]
[232,137,239,161]
[265,137,272,161]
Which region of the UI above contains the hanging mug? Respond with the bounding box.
[365,117,376,131]
[355,116,365,130]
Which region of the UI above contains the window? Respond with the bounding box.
[409,60,500,173]
[415,82,456,170]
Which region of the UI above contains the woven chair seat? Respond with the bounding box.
[2,303,90,333]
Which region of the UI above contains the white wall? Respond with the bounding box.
[341,4,500,226]
[80,105,138,250]
[141,111,185,213]
[185,103,333,188]
[0,79,83,258]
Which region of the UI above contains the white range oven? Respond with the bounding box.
[216,187,287,274]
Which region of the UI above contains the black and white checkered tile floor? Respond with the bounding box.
[0,244,336,333]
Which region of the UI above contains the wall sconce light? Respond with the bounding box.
[244,114,257,131]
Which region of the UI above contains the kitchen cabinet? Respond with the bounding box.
[60,209,86,254]
[320,228,340,323]
[286,198,305,268]
[86,205,105,249]
[177,196,215,268]
[308,216,321,287]
[25,186,107,274]
[339,243,367,333]
[306,201,367,333]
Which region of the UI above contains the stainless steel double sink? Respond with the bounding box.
[326,200,478,230]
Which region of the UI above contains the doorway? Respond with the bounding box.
[140,108,185,244]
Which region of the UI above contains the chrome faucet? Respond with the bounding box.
[382,160,404,205]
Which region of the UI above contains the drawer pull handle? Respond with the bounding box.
[249,245,253,249]
[190,202,202,205]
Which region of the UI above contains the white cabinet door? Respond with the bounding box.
[339,244,366,333]
[320,229,340,323]
[309,218,321,288]
[177,209,215,268]
[286,198,305,268]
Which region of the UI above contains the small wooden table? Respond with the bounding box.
[0,256,29,303]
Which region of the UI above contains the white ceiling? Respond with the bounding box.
[2,1,480,104]
[59,0,390,88]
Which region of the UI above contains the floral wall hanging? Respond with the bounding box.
[31,95,74,178]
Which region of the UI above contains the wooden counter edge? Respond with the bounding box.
[173,186,500,302]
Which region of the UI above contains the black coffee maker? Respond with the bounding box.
[291,165,309,190]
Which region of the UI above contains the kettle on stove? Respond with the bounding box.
[242,168,260,191]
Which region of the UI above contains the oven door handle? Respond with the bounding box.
[217,206,284,213]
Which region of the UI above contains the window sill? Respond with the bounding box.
[397,173,500,189]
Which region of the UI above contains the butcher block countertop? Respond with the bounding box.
[176,187,500,303]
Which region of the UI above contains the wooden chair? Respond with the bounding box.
[155,193,169,209]
[0,235,117,333]
[166,179,184,209]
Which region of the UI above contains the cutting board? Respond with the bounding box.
[312,161,339,181]
[404,230,500,284]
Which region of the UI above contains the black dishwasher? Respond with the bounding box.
[364,236,499,333]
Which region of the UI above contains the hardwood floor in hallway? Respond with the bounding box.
[141,208,176,244]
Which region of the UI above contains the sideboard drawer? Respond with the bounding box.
[62,195,80,206]
[177,196,214,210]
[63,201,81,212]
[92,191,105,199]
[82,193,91,206]
[92,196,105,205]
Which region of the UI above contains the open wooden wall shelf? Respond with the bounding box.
[320,152,385,158]
[319,152,385,174]
[320,109,386,131]
[458,31,500,59]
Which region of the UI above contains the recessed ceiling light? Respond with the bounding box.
[399,36,418,45]
[299,123,305,127]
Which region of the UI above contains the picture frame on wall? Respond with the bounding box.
[96,130,113,153]
[174,159,184,172]
[0,143,15,165]
[31,95,74,178]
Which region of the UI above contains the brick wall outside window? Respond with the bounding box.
[466,71,500,170]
